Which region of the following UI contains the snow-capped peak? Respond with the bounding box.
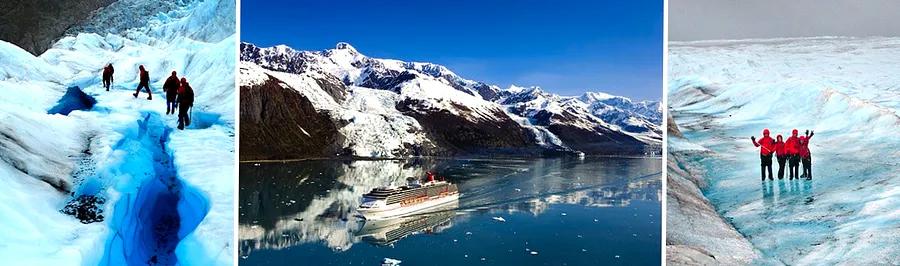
[506,85,543,94]
[328,42,364,60]
[580,91,616,103]
[335,42,358,53]
[272,44,296,54]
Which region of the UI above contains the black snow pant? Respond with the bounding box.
[760,154,773,181]
[177,105,191,130]
[134,82,152,99]
[166,100,178,115]
[788,155,800,179]
[776,155,787,179]
[103,77,111,91]
[166,94,178,115]
[801,156,812,179]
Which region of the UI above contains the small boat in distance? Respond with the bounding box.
[358,172,459,220]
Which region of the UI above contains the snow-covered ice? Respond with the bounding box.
[669,37,900,265]
[0,0,235,265]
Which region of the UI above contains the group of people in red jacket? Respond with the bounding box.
[101,63,196,130]
[751,128,814,181]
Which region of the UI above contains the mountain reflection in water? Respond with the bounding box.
[239,157,661,263]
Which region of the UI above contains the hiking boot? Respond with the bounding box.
[147,96,152,100]
[133,93,138,98]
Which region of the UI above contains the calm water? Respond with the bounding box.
[239,157,661,266]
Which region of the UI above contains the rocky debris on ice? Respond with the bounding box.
[60,194,106,224]
[666,139,757,265]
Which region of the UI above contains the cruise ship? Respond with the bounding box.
[356,201,457,245]
[358,172,459,220]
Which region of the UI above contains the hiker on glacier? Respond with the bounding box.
[102,63,114,91]
[176,77,194,130]
[785,129,801,179]
[163,71,180,115]
[774,134,787,179]
[750,128,776,181]
[799,130,814,180]
[133,65,153,100]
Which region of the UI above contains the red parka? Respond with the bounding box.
[799,133,813,158]
[774,135,786,156]
[798,136,809,158]
[785,129,800,155]
[753,129,776,156]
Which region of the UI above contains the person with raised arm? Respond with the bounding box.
[751,128,776,181]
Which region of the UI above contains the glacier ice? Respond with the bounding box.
[668,37,900,265]
[0,0,235,264]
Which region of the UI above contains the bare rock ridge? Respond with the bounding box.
[239,73,344,160]
[0,0,115,55]
[667,112,683,138]
[665,117,758,265]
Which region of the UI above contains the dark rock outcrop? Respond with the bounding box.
[358,68,418,93]
[397,99,542,156]
[239,76,344,161]
[61,194,105,224]
[667,112,683,138]
[0,0,115,55]
[546,123,645,155]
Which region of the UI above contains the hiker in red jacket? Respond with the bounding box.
[774,134,787,180]
[133,65,152,100]
[799,130,814,180]
[102,63,114,91]
[751,128,776,181]
[176,77,194,130]
[784,129,801,180]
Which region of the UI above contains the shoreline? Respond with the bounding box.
[238,154,662,164]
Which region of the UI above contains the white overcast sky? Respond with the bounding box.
[670,0,900,41]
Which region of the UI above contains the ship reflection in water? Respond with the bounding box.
[239,157,661,265]
[356,201,458,246]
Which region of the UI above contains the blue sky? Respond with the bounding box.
[242,0,662,100]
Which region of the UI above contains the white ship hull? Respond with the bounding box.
[358,193,459,220]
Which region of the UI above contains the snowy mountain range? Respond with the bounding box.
[239,42,661,160]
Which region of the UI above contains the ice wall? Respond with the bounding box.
[669,37,900,264]
[0,0,235,264]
